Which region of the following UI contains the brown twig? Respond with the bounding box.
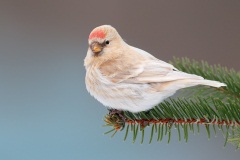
[124,118,240,130]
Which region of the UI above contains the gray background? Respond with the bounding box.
[0,0,239,160]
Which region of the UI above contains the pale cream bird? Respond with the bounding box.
[84,25,226,113]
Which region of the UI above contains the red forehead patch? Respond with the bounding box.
[89,30,106,40]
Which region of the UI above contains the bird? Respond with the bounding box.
[84,25,226,113]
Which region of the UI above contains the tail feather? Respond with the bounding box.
[176,79,227,89]
[157,79,227,91]
[196,79,226,88]
[169,71,226,88]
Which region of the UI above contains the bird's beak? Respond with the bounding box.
[90,42,102,55]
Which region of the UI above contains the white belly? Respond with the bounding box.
[85,70,175,112]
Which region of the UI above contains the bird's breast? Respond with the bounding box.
[85,67,149,104]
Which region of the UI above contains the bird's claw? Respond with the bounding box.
[108,109,126,122]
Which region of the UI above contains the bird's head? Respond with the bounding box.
[87,25,124,57]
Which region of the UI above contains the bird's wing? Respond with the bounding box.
[99,46,203,83]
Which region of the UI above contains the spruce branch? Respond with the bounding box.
[170,57,240,98]
[228,126,240,149]
[103,57,240,148]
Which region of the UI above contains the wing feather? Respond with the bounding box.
[99,46,203,84]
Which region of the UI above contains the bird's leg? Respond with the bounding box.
[108,109,126,122]
[109,109,120,115]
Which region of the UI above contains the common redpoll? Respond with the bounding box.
[84,25,226,113]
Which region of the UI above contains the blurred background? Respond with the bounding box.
[0,0,239,159]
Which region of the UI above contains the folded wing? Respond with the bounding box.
[99,46,203,84]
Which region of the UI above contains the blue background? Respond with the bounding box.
[0,0,239,159]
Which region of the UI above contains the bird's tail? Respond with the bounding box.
[161,79,226,91]
[193,79,226,88]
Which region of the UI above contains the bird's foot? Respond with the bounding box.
[108,109,126,122]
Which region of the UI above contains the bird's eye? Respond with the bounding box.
[105,40,110,45]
